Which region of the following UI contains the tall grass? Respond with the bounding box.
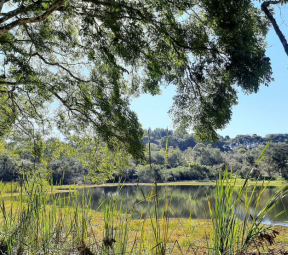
[207,142,288,254]
[101,184,138,254]
[0,179,94,254]
[0,141,287,254]
[0,181,20,194]
[0,175,286,254]
[146,182,170,254]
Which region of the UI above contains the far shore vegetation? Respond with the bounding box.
[1,129,288,253]
[2,131,288,186]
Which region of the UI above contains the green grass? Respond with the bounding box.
[0,141,288,254]
[55,179,287,191]
[206,167,288,254]
[0,172,287,254]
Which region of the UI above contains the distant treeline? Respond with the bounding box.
[113,129,288,182]
[1,129,288,184]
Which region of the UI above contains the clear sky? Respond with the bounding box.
[130,5,288,138]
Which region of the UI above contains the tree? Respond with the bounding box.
[0,0,287,160]
[261,0,288,56]
[0,154,18,181]
[246,155,255,166]
[268,143,288,178]
[68,135,130,183]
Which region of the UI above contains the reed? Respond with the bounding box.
[0,181,20,194]
[207,141,288,254]
[0,176,95,254]
[0,141,287,254]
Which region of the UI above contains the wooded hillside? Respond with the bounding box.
[1,129,288,184]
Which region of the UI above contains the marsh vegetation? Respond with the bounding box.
[0,167,288,254]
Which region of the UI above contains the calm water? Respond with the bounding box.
[73,185,288,226]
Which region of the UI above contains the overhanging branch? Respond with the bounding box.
[261,1,288,57]
[0,81,19,85]
[0,0,5,13]
[31,52,91,83]
[0,0,64,36]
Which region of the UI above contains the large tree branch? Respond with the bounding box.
[0,0,5,13]
[51,90,73,110]
[261,1,288,57]
[51,90,103,130]
[0,3,47,24]
[0,0,64,36]
[31,52,91,83]
[23,25,91,83]
[0,81,19,85]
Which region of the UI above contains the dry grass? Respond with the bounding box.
[81,209,288,254]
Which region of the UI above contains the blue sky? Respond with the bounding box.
[130,5,288,138]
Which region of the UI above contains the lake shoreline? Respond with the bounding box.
[57,180,288,190]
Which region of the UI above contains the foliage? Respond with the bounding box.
[0,155,18,182]
[50,157,87,185]
[2,130,288,184]
[0,133,129,184]
[134,164,163,183]
[161,163,214,182]
[1,0,286,157]
[69,136,130,184]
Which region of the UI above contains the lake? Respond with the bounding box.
[72,185,288,226]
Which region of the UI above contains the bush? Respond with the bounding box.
[135,164,163,183]
[237,167,265,180]
[0,155,19,182]
[161,163,212,181]
[24,169,50,194]
[119,165,137,182]
[49,157,88,185]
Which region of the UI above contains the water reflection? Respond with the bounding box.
[74,185,288,226]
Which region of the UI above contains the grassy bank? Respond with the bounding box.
[56,179,288,191]
[2,195,288,254]
[0,167,288,254]
[50,210,288,254]
[1,179,287,198]
[1,192,288,254]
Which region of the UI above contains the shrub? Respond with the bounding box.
[136,164,163,183]
[161,163,212,181]
[0,155,18,182]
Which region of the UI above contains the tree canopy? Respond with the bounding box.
[0,0,287,160]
